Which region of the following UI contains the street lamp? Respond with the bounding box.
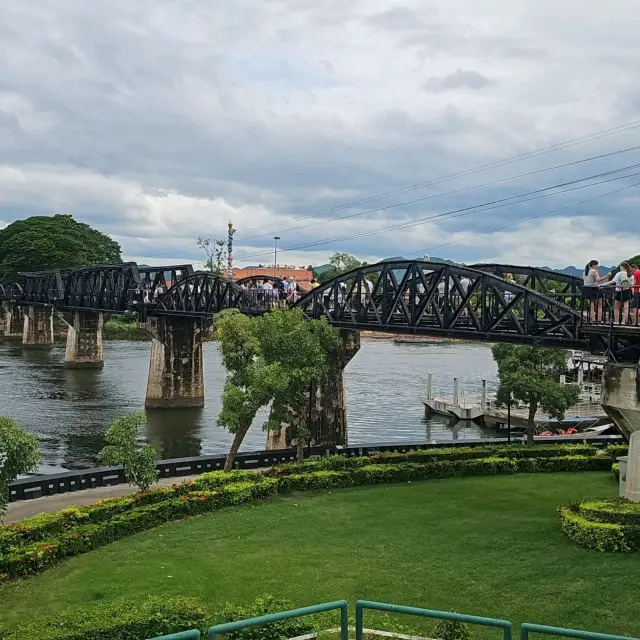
[273,236,281,277]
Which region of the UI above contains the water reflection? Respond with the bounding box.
[0,338,500,472]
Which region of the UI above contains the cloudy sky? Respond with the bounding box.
[1,0,640,270]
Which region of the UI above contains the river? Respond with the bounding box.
[0,338,500,474]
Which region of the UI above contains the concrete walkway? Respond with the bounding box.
[4,476,200,524]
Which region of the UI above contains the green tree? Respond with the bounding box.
[99,412,158,492]
[0,214,122,282]
[627,253,640,267]
[0,417,42,520]
[197,236,227,275]
[215,308,342,470]
[491,345,581,444]
[316,252,365,283]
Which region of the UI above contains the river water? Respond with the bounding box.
[0,338,500,474]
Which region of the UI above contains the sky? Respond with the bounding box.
[1,0,640,271]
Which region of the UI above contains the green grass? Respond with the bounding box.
[2,473,639,636]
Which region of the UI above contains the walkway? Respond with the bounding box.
[4,475,200,524]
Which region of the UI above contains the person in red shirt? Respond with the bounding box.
[632,264,640,324]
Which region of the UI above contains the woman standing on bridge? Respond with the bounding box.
[600,262,635,325]
[583,260,611,322]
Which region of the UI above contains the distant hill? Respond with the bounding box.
[550,265,615,278]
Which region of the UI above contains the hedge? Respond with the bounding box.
[5,596,206,640]
[558,499,640,553]
[612,463,620,481]
[1,447,616,581]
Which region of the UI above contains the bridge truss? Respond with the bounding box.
[3,260,639,360]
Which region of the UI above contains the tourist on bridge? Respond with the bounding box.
[600,262,635,325]
[582,260,611,322]
[632,264,640,325]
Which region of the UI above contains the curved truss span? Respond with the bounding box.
[235,275,283,288]
[152,271,245,317]
[295,260,583,348]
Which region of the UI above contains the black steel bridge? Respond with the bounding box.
[2,259,639,361]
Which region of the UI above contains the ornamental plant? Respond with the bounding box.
[0,417,42,521]
[99,412,158,492]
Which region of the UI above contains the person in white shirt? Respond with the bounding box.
[600,262,634,324]
[582,259,611,322]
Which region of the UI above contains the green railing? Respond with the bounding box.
[151,631,200,640]
[151,601,640,640]
[521,623,639,640]
[355,600,512,640]
[207,599,348,639]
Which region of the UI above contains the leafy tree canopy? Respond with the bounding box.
[627,253,640,267]
[0,417,42,520]
[215,308,342,469]
[491,344,580,444]
[316,252,366,283]
[0,214,122,281]
[99,412,158,492]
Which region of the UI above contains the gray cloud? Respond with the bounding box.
[424,69,494,92]
[0,0,639,269]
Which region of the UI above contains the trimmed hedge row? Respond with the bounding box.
[1,480,278,579]
[1,449,615,580]
[612,463,620,481]
[558,498,640,553]
[4,593,338,640]
[267,444,607,476]
[5,596,207,640]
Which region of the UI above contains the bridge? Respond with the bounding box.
[2,260,639,445]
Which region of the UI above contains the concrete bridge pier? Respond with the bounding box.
[144,316,206,409]
[601,361,640,440]
[266,328,361,450]
[3,303,24,340]
[64,311,105,368]
[22,305,54,349]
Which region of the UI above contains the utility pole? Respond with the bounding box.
[273,236,281,277]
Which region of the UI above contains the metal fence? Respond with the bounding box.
[581,287,640,328]
[150,601,640,640]
[355,600,512,640]
[9,435,623,502]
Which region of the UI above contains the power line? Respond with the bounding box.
[232,163,640,261]
[408,179,640,257]
[236,144,640,244]
[140,118,640,260]
[236,118,640,239]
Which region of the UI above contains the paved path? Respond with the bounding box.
[4,476,200,524]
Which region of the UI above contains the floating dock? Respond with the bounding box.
[422,374,608,427]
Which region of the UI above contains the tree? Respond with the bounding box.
[0,215,121,282]
[0,417,42,520]
[626,253,640,267]
[316,252,364,283]
[197,236,226,275]
[491,345,581,444]
[99,412,158,492]
[215,308,342,470]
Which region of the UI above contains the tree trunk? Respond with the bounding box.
[224,423,251,471]
[527,398,538,445]
[296,438,305,462]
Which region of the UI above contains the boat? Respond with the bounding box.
[393,335,445,344]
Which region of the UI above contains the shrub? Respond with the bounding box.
[605,445,628,459]
[5,596,206,640]
[558,500,640,553]
[612,463,620,481]
[210,594,325,640]
[433,619,472,640]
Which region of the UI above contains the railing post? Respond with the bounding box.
[481,379,487,409]
[427,373,433,401]
[453,377,459,407]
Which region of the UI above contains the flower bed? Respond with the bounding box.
[558,498,640,552]
[0,445,620,581]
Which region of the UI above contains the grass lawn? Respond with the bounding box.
[2,472,639,636]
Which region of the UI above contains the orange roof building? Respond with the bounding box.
[231,267,314,292]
